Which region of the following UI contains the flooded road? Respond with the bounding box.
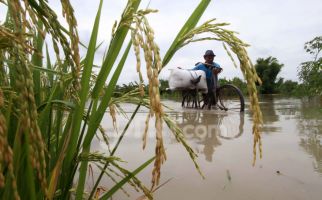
[94,96,322,200]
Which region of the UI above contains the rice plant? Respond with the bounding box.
[0,0,262,199]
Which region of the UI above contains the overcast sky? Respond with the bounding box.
[1,0,321,83]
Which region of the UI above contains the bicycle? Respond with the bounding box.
[181,84,245,112]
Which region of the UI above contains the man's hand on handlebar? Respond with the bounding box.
[212,67,222,74]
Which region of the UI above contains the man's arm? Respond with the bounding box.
[193,65,201,70]
[213,67,222,74]
[212,62,222,74]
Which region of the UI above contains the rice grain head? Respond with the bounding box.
[131,11,167,188]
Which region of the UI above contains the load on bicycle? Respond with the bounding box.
[168,50,245,112]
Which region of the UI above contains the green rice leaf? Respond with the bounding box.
[84,41,132,148]
[65,0,104,168]
[99,157,155,200]
[46,44,54,85]
[91,0,141,99]
[75,41,132,199]
[162,0,211,68]
[31,21,44,105]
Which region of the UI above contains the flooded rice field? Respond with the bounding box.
[92,96,322,200]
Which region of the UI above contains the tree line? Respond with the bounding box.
[254,36,321,96]
[116,36,321,98]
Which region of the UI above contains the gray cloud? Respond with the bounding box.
[1,0,321,83]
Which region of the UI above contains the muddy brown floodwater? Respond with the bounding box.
[91,96,322,200]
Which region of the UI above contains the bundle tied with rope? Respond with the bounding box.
[168,68,208,92]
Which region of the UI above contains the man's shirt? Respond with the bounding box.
[193,62,221,90]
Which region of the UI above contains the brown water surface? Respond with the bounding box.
[94,96,322,200]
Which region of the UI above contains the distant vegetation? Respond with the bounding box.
[298,36,322,96]
[117,35,322,99]
[254,56,283,94]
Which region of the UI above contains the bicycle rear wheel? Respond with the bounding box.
[217,84,245,112]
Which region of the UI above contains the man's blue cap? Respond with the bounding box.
[204,50,215,56]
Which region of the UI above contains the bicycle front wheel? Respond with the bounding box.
[217,84,245,112]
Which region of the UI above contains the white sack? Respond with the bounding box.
[168,68,208,93]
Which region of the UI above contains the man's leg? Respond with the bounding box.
[206,79,215,108]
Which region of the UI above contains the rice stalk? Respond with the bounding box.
[223,42,238,68]
[130,9,166,189]
[14,52,48,195]
[91,0,141,99]
[0,89,19,200]
[135,178,172,200]
[1,0,158,199]
[61,0,81,91]
[94,164,131,197]
[101,159,154,200]
[160,18,263,165]
[1,0,265,199]
[142,112,151,149]
[4,1,49,195]
[87,103,141,199]
[109,104,117,132]
[110,164,152,199]
[65,0,103,165]
[76,40,133,199]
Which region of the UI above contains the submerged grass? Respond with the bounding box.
[0,0,262,199]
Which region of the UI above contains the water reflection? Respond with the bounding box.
[258,95,282,133]
[257,96,322,174]
[169,110,244,162]
[299,134,322,173]
[296,97,322,174]
[260,95,280,123]
[97,98,322,200]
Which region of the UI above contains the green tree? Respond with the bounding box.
[159,79,169,91]
[218,77,229,86]
[255,56,284,94]
[218,77,248,95]
[278,79,299,95]
[231,77,248,94]
[298,36,322,96]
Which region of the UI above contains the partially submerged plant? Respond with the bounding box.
[0,0,263,199]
